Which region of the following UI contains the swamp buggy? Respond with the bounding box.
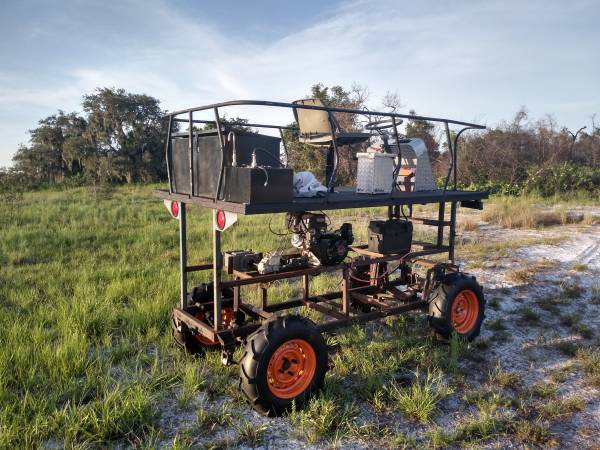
[154,99,488,416]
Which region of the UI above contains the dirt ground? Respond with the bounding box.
[156,209,600,449]
[452,214,600,449]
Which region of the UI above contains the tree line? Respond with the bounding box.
[1,85,598,196]
[457,108,600,193]
[5,88,167,186]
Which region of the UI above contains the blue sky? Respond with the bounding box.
[1,0,599,167]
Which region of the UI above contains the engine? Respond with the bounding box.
[286,212,353,266]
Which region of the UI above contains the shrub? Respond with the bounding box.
[523,164,600,197]
[455,164,600,198]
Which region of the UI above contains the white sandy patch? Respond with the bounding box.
[516,225,600,270]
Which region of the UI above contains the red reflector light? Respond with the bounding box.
[216,210,226,230]
[170,201,179,218]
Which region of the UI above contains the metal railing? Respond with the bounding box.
[164,99,486,199]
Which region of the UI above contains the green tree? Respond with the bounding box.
[12,88,167,185]
[12,111,90,183]
[199,115,253,132]
[82,87,167,183]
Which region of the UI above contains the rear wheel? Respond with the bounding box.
[239,315,328,416]
[172,312,205,353]
[172,283,244,353]
[428,273,485,341]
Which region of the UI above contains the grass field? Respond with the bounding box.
[1,185,598,449]
[0,185,392,448]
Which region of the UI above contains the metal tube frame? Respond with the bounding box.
[212,210,222,331]
[174,204,455,342]
[188,111,194,196]
[165,115,173,193]
[171,100,484,209]
[178,203,187,309]
[390,117,402,195]
[326,111,340,194]
[167,98,486,346]
[213,107,226,201]
[168,99,486,129]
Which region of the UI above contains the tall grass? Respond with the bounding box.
[385,370,451,422]
[0,185,401,447]
[2,185,595,447]
[480,193,599,229]
[482,197,563,229]
[0,185,198,447]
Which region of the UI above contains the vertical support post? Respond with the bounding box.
[325,145,335,193]
[188,111,194,195]
[391,116,402,195]
[443,122,454,193]
[449,201,457,262]
[179,203,187,309]
[278,127,289,168]
[214,107,226,201]
[437,201,445,248]
[302,274,309,300]
[233,283,240,313]
[326,111,340,194]
[453,132,458,191]
[388,205,401,219]
[165,114,173,193]
[443,121,458,190]
[260,287,268,310]
[342,267,350,316]
[212,210,223,331]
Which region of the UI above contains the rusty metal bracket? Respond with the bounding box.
[217,329,237,366]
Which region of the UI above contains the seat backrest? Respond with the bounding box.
[293,98,333,137]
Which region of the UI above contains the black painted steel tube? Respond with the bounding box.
[167,99,485,129]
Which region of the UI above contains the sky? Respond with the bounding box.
[1,0,599,167]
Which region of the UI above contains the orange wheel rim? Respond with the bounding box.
[267,339,316,399]
[194,307,235,346]
[451,290,479,334]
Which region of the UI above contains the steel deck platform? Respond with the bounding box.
[153,188,488,215]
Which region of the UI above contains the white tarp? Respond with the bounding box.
[293,171,328,197]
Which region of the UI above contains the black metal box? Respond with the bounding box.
[222,166,293,204]
[224,250,263,274]
[170,129,281,198]
[368,219,413,254]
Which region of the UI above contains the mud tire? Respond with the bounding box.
[239,315,328,416]
[428,272,485,341]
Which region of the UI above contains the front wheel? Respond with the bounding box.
[428,273,485,341]
[239,315,328,416]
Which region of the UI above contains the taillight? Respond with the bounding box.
[170,201,179,218]
[163,200,180,219]
[216,209,226,230]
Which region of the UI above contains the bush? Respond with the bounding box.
[460,181,524,196]
[0,168,34,193]
[455,164,600,198]
[523,164,600,197]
